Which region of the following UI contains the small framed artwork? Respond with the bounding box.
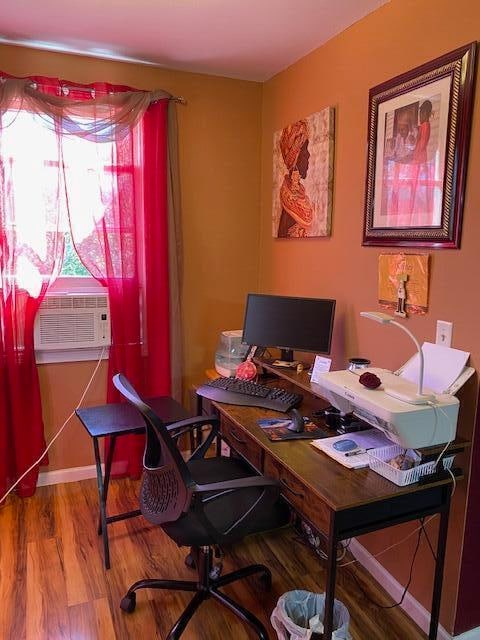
[378,253,430,316]
[363,43,476,248]
[272,107,335,238]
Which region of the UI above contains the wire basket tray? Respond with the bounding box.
[368,445,454,486]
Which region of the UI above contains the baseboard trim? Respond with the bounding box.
[349,538,451,640]
[37,464,101,487]
[349,540,480,639]
[454,629,480,640]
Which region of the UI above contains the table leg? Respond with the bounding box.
[93,437,111,570]
[323,516,338,640]
[97,435,116,534]
[195,393,205,450]
[428,488,451,640]
[196,392,203,417]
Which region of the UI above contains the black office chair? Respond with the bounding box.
[113,374,290,640]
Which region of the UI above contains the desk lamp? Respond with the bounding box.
[360,311,435,405]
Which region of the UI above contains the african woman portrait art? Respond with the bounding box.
[272,108,334,239]
[277,119,312,238]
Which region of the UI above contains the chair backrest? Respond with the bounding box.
[113,374,193,526]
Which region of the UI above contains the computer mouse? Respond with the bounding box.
[332,439,358,452]
[287,408,305,433]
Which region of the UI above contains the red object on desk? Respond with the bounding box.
[236,359,257,380]
[359,371,382,389]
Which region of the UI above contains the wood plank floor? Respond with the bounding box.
[0,478,427,640]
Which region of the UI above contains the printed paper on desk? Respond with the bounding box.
[311,429,391,469]
[399,342,469,394]
[310,355,332,383]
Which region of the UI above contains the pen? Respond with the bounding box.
[345,448,367,457]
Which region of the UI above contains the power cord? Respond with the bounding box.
[349,524,423,610]
[0,347,106,504]
[296,517,428,611]
[337,538,351,562]
[427,400,457,497]
[339,512,437,570]
[420,517,437,561]
[294,524,351,562]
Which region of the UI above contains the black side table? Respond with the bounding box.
[76,397,190,569]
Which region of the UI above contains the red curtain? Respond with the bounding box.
[141,100,171,397]
[0,75,172,494]
[0,80,66,497]
[0,294,49,497]
[62,89,171,478]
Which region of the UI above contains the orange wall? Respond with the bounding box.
[260,0,479,631]
[0,44,262,471]
[2,1,479,629]
[38,361,108,470]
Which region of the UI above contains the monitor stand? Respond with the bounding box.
[272,348,298,368]
[280,348,294,362]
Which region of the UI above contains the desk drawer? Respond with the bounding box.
[220,417,263,472]
[264,453,330,535]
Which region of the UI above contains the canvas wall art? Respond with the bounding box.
[272,107,334,238]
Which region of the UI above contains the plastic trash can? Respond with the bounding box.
[271,590,351,640]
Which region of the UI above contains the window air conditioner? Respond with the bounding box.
[34,293,111,351]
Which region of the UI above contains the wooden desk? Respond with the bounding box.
[203,360,465,640]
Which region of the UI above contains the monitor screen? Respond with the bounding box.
[242,293,335,361]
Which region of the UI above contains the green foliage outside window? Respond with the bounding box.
[60,233,90,276]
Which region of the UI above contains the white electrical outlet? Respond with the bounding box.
[436,320,453,347]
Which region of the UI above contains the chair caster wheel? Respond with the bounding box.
[258,570,272,592]
[185,553,196,569]
[120,593,136,613]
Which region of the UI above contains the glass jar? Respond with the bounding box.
[348,357,371,372]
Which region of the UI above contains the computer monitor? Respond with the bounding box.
[242,293,336,362]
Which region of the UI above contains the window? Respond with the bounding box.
[1,108,126,290]
[1,109,115,361]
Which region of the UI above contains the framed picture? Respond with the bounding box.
[363,43,476,248]
[272,107,335,238]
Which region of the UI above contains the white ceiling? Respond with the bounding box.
[0,0,388,81]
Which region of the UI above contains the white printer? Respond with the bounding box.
[316,368,459,449]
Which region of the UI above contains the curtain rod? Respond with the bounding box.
[0,78,186,104]
[59,84,186,104]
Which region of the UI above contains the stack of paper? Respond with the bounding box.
[311,429,392,469]
[398,342,469,394]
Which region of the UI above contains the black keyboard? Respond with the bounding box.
[197,377,303,413]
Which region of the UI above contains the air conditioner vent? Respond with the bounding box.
[34,293,111,351]
[39,313,96,344]
[42,295,108,310]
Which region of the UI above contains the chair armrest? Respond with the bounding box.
[195,475,280,494]
[167,415,220,461]
[166,415,220,435]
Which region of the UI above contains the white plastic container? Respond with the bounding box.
[368,445,454,486]
[214,330,249,377]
